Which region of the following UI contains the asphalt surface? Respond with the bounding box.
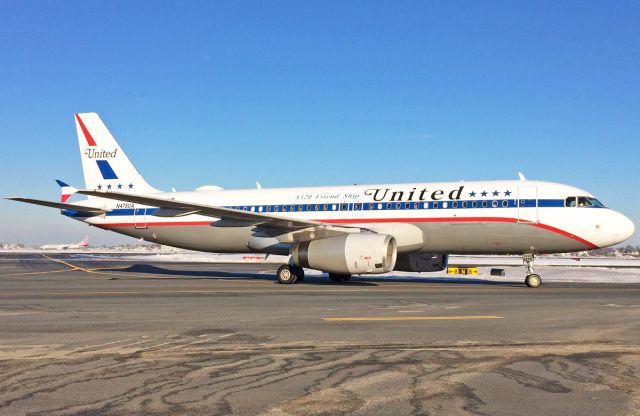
[1,253,639,415]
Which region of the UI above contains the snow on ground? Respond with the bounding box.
[84,252,640,284]
[3,249,639,283]
[110,251,640,268]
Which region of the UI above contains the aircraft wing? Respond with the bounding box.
[78,190,331,231]
[6,197,110,214]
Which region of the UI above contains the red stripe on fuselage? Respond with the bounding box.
[317,217,599,249]
[96,216,598,249]
[531,222,599,249]
[100,221,214,227]
[75,114,96,146]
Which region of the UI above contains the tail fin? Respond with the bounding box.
[78,236,89,247]
[55,179,78,203]
[74,113,159,194]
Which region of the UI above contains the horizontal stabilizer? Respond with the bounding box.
[6,197,109,214]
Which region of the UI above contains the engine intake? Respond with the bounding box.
[292,233,397,274]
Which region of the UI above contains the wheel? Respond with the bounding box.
[292,266,305,282]
[277,265,298,284]
[328,273,351,283]
[525,273,542,288]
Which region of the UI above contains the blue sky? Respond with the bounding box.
[1,1,638,245]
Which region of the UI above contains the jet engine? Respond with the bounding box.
[394,253,448,272]
[292,233,397,274]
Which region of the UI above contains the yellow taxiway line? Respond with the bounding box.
[322,315,503,322]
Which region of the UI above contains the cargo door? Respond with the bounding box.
[517,186,538,223]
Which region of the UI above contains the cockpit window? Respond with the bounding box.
[566,196,605,208]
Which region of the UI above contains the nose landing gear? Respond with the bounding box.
[523,253,542,288]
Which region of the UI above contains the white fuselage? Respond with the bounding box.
[66,179,634,255]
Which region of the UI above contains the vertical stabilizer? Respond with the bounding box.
[74,113,159,194]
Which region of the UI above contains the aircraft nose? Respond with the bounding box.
[611,211,635,244]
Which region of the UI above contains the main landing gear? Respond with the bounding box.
[523,253,542,288]
[277,264,304,284]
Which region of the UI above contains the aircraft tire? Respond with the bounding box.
[525,273,542,288]
[293,266,305,282]
[277,265,298,284]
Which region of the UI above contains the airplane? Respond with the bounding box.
[41,235,89,250]
[7,113,635,288]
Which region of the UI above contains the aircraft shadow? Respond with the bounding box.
[100,264,521,287]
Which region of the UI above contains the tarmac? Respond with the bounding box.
[1,253,639,415]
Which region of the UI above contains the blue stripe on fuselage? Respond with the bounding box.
[96,199,582,217]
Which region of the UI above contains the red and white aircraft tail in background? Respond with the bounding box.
[8,113,635,287]
[41,236,89,251]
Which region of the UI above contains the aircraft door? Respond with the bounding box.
[517,186,538,223]
[134,207,148,229]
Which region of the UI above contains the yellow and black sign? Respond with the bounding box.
[447,267,478,275]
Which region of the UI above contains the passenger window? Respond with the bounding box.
[266,206,272,212]
[341,203,348,211]
[482,201,488,208]
[472,201,477,208]
[282,205,288,212]
[433,202,439,208]
[452,201,458,208]
[355,203,362,210]
[323,204,328,211]
[368,203,374,210]
[462,201,467,208]
[492,201,498,208]
[502,200,508,207]
[274,206,280,212]
[395,202,401,209]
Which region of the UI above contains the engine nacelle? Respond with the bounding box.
[292,233,397,274]
[394,253,448,272]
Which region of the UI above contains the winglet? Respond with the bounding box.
[518,172,527,181]
[256,181,263,189]
[56,179,78,203]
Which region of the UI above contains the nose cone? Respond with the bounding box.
[610,211,635,245]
